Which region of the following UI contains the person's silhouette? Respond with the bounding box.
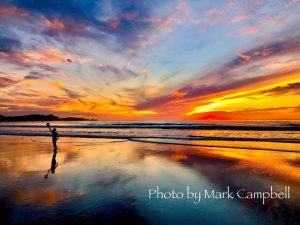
[44,152,58,179]
[47,123,59,150]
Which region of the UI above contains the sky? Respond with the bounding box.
[0,0,300,120]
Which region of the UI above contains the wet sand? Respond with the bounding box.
[0,135,300,225]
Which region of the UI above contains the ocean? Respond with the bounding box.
[1,120,300,140]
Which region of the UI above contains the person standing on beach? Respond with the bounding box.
[47,123,59,150]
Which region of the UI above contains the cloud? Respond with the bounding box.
[11,0,160,50]
[24,72,48,80]
[94,64,139,79]
[241,106,299,113]
[230,14,251,23]
[0,5,29,21]
[134,36,300,110]
[41,18,89,37]
[0,35,22,53]
[0,39,85,70]
[187,105,300,120]
[0,35,61,67]
[234,36,300,64]
[38,64,58,73]
[200,7,226,26]
[60,87,82,99]
[261,82,300,96]
[236,51,251,62]
[140,18,162,24]
[240,25,259,35]
[1,1,299,119]
[134,70,294,110]
[0,51,29,67]
[23,48,70,63]
[0,33,31,67]
[205,8,225,16]
[0,76,19,88]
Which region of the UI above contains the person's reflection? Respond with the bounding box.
[44,152,58,179]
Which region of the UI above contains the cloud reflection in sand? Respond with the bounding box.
[0,136,300,224]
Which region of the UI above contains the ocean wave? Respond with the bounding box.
[0,123,300,130]
[128,138,300,153]
[1,131,300,143]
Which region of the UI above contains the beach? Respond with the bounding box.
[1,0,300,224]
[0,132,300,225]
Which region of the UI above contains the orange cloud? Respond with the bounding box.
[142,68,150,76]
[24,48,69,63]
[236,51,251,62]
[186,74,300,120]
[3,47,91,66]
[41,19,65,31]
[0,75,21,88]
[0,47,71,66]
[170,91,187,97]
[59,97,157,118]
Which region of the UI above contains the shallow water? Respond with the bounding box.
[0,136,300,225]
[0,120,300,141]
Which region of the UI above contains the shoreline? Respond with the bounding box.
[1,123,300,131]
[1,132,300,144]
[0,134,300,153]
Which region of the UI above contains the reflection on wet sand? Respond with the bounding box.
[44,151,58,179]
[0,136,299,225]
[165,146,300,225]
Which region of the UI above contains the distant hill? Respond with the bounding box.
[0,114,91,122]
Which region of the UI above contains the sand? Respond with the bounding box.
[0,135,300,225]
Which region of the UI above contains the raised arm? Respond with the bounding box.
[48,127,53,133]
[47,123,53,133]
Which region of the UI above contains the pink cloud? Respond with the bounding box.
[156,16,184,32]
[175,0,190,15]
[0,6,28,21]
[240,25,259,35]
[201,7,226,26]
[41,18,88,35]
[205,8,224,16]
[41,19,65,31]
[230,14,251,23]
[102,11,139,30]
[140,18,162,24]
[106,19,120,30]
[190,18,201,25]
[120,11,139,20]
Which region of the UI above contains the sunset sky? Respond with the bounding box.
[0,0,300,120]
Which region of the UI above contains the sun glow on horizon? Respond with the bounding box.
[187,75,300,117]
